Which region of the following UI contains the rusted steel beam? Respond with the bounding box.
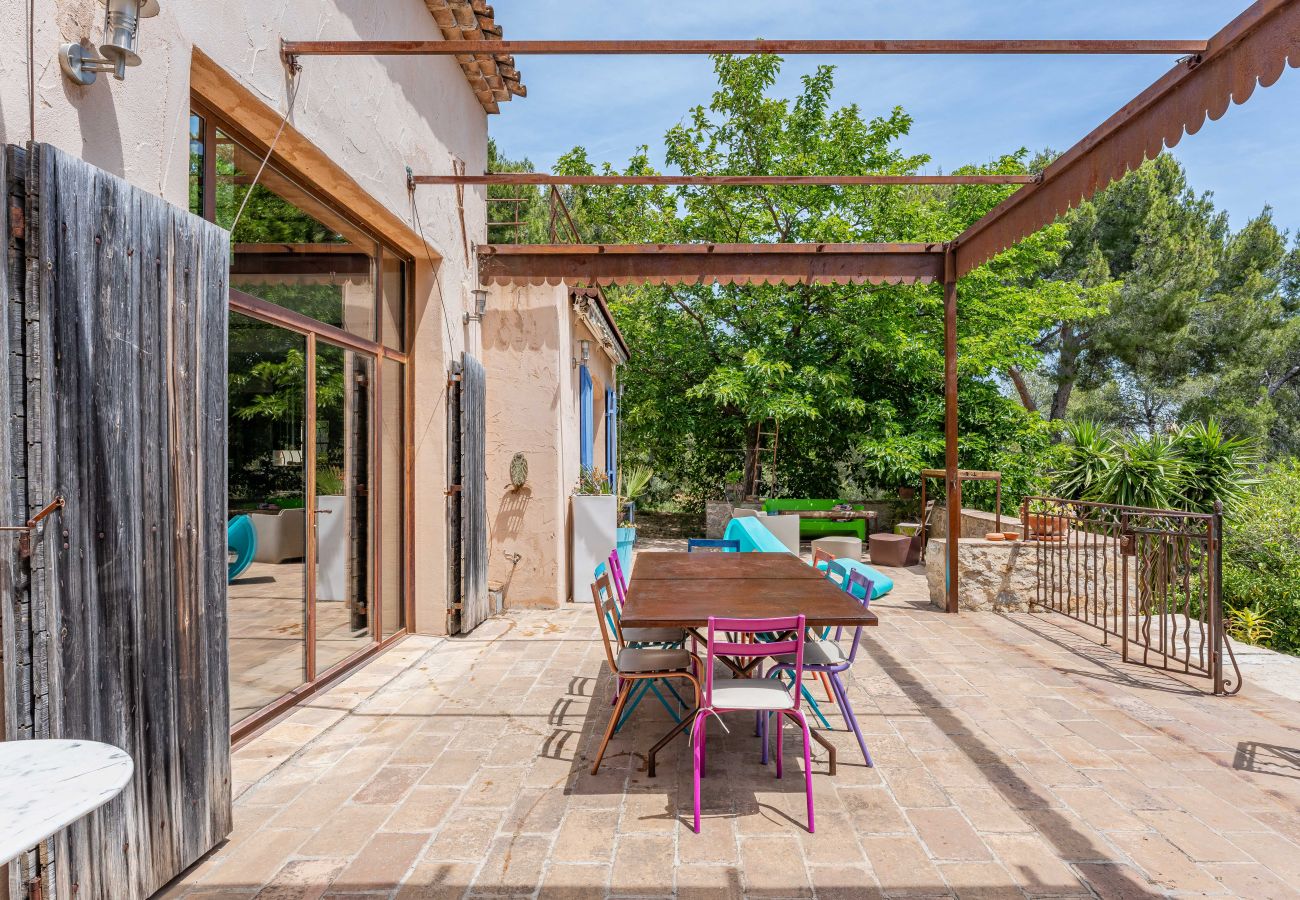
[282,39,1208,58]
[477,242,945,287]
[954,0,1300,276]
[942,248,962,615]
[417,174,1037,186]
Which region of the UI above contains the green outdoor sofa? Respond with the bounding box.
[761,499,872,541]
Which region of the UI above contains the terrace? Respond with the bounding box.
[162,555,1300,899]
[4,3,1299,900]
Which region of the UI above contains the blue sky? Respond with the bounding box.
[488,1,1299,236]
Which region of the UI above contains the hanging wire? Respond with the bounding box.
[230,67,303,234]
[408,186,460,352]
[27,0,36,141]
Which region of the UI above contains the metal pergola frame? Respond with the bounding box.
[284,0,1299,613]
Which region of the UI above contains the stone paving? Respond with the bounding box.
[162,564,1300,899]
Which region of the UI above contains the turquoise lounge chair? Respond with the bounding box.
[227,514,257,582]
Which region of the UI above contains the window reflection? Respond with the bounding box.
[314,343,375,671]
[380,359,406,638]
[227,313,308,725]
[216,128,377,340]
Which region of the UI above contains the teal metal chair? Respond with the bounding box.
[227,515,257,583]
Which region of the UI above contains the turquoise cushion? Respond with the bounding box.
[814,558,893,599]
[723,517,794,554]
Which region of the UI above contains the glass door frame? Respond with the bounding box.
[227,290,413,743]
[194,92,418,743]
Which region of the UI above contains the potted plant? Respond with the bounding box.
[1024,498,1068,542]
[572,466,616,601]
[615,465,654,573]
[314,466,349,603]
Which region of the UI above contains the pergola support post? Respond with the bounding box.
[943,246,961,614]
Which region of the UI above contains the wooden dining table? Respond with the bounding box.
[620,551,879,775]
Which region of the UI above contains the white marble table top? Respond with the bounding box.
[0,740,133,866]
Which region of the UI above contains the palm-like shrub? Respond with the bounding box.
[1054,420,1115,501]
[1175,420,1260,513]
[1096,432,1187,510]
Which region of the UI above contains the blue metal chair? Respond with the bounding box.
[227,514,257,582]
[687,539,740,553]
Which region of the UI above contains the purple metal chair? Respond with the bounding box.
[607,549,629,604]
[768,569,875,768]
[690,615,815,834]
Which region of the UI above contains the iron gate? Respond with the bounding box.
[1021,496,1241,695]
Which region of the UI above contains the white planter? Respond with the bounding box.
[315,494,349,602]
[572,494,617,602]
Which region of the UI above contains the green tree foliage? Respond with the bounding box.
[494,56,1094,510]
[1020,154,1300,457]
[1222,461,1300,653]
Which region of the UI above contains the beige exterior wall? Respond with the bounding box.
[483,285,622,608]
[4,1,492,635]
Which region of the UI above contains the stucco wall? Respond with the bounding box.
[5,1,491,634]
[481,283,568,608]
[481,285,621,607]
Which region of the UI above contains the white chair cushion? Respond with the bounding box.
[708,679,795,711]
[616,647,693,674]
[776,637,847,667]
[622,626,685,645]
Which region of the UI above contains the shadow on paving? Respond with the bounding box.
[1234,740,1300,780]
[555,662,830,832]
[1002,611,1213,697]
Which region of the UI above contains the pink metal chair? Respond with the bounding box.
[606,549,629,605]
[689,615,815,834]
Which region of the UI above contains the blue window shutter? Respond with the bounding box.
[579,366,594,471]
[605,388,617,489]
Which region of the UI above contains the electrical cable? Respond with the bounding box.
[230,68,302,234]
[408,188,460,353]
[28,0,36,141]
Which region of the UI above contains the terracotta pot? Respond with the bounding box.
[896,486,915,500]
[985,532,1005,542]
[1026,513,1067,536]
[1002,532,1020,541]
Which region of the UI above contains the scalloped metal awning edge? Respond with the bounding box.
[953,0,1300,277]
[477,243,946,287]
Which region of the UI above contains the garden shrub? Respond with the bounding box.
[1222,460,1300,655]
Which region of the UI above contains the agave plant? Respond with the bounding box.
[1174,419,1260,514]
[1053,420,1116,501]
[1097,432,1187,510]
[1226,605,1277,646]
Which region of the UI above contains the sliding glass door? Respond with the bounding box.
[227,314,310,724]
[193,101,412,737]
[313,342,375,673]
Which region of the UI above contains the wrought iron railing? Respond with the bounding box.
[1020,496,1240,695]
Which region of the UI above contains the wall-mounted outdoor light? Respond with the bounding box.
[579,340,591,364]
[465,288,488,323]
[59,0,161,86]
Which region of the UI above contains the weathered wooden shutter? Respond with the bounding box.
[458,353,489,633]
[2,143,231,900]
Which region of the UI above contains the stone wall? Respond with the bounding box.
[930,507,1023,539]
[926,536,1131,613]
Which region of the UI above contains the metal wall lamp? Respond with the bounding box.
[60,0,161,86]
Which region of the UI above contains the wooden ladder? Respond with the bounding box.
[747,419,780,500]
